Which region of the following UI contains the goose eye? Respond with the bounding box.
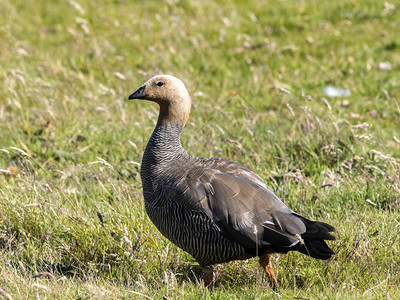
[156,81,164,87]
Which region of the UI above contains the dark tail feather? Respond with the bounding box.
[292,215,336,260]
[294,215,336,241]
[293,239,335,260]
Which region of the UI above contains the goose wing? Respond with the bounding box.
[162,166,335,252]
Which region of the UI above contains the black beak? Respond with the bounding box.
[128,85,148,100]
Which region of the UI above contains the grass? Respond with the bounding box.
[0,0,399,298]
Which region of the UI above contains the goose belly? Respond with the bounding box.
[145,201,246,266]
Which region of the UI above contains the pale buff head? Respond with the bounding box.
[129,75,191,126]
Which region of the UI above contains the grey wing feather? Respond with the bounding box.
[205,172,306,250]
[201,158,272,191]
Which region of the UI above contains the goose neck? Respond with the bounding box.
[142,124,189,170]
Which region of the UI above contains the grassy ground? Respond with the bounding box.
[1,0,399,298]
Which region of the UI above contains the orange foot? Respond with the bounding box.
[259,252,279,291]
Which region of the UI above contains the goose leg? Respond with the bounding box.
[259,253,279,291]
[201,265,215,287]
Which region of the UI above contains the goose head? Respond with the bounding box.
[129,75,191,127]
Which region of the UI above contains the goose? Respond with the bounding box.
[128,75,336,288]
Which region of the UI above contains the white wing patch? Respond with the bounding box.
[263,220,276,226]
